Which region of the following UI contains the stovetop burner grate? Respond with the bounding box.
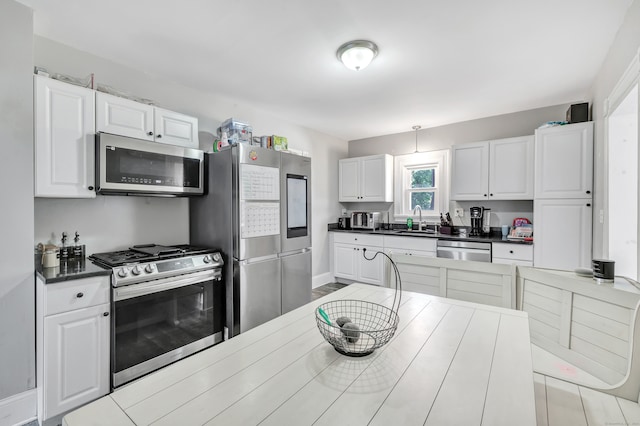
[89,244,213,268]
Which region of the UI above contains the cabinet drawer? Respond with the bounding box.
[45,277,110,316]
[333,232,383,247]
[383,235,437,252]
[492,243,533,261]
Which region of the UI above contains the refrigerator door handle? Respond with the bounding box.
[239,254,279,265]
[279,248,311,258]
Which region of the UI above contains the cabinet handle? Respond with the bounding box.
[509,250,514,254]
[103,312,109,317]
[88,186,94,191]
[156,134,162,139]
[147,131,153,136]
[586,190,591,194]
[76,292,84,298]
[586,203,591,207]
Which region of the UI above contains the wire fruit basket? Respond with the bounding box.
[315,249,402,357]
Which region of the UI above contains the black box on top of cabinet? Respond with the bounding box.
[566,102,589,123]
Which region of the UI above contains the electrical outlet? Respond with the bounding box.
[341,208,347,216]
[454,208,464,218]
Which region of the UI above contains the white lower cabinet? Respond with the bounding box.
[534,198,592,270]
[492,242,533,266]
[37,276,110,425]
[332,233,385,286]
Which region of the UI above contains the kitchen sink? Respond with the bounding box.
[390,230,438,235]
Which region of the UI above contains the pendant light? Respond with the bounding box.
[336,40,379,71]
[412,125,421,153]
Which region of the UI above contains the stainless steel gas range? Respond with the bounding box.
[90,244,224,388]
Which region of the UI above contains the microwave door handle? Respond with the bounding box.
[114,270,217,301]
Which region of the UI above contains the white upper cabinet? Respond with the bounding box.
[489,136,534,199]
[154,107,199,148]
[450,142,489,200]
[95,92,154,141]
[34,75,96,198]
[96,92,199,148]
[535,122,593,199]
[339,154,393,202]
[451,135,534,200]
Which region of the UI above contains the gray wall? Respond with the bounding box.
[347,104,571,227]
[0,0,35,401]
[32,36,347,280]
[589,0,640,259]
[349,104,570,157]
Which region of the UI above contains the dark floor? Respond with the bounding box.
[312,282,347,300]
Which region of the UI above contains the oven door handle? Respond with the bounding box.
[114,269,219,301]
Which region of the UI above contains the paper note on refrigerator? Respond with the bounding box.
[240,164,280,200]
[240,201,280,238]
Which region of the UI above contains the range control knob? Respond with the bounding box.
[117,268,128,278]
[212,253,221,262]
[145,263,155,273]
[203,255,212,264]
[132,265,142,275]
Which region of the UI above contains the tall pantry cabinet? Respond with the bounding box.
[533,122,593,270]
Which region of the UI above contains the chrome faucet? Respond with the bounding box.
[413,205,425,231]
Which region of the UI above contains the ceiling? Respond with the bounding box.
[17,0,634,141]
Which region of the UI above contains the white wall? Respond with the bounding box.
[33,36,347,280]
[588,0,640,259]
[0,0,35,411]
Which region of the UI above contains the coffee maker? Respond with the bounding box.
[470,206,488,236]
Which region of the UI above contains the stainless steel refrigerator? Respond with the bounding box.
[190,144,311,337]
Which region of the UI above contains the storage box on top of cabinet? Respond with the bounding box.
[96,91,199,149]
[339,154,393,202]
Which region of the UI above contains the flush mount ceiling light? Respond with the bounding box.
[336,40,378,71]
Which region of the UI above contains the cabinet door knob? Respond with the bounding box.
[586,190,591,194]
[88,186,94,190]
[156,134,162,139]
[147,131,153,136]
[484,194,487,197]
[509,250,514,254]
[586,203,591,207]
[103,312,109,317]
[76,292,84,298]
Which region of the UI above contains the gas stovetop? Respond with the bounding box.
[90,244,213,268]
[89,244,223,287]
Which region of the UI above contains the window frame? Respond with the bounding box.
[394,150,449,221]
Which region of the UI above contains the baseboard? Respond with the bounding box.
[0,389,37,426]
[312,272,334,289]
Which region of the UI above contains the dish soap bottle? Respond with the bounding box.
[406,217,413,230]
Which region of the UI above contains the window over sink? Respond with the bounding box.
[394,150,449,220]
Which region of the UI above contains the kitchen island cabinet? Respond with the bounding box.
[338,154,393,202]
[36,275,110,426]
[62,283,535,426]
[450,135,534,200]
[34,75,96,198]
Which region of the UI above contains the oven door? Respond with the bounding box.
[112,269,223,388]
[96,132,204,196]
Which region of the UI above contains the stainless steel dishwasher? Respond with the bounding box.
[436,240,492,262]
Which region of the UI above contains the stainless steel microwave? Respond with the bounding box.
[96,132,204,196]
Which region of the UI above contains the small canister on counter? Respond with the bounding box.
[41,244,60,268]
[592,259,615,284]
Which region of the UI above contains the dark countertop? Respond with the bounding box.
[328,225,534,245]
[35,255,112,284]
